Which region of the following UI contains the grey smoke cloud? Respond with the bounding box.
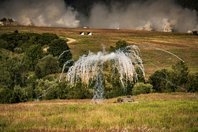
[0,0,80,27]
[0,0,197,32]
[87,0,198,32]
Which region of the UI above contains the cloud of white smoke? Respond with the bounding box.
[0,0,80,27]
[87,0,198,32]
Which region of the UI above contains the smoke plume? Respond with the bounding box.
[87,0,198,32]
[0,0,79,27]
[0,0,197,32]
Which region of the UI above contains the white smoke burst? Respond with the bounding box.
[63,45,144,100]
[0,0,80,27]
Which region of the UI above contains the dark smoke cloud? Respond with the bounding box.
[0,0,80,27]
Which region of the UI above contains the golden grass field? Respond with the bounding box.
[0,93,197,132]
[0,26,198,78]
[0,26,198,132]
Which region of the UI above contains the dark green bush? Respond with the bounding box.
[132,83,153,95]
[149,69,173,92]
[24,44,43,70]
[35,55,60,78]
[110,40,128,52]
[38,33,58,46]
[0,88,13,103]
[171,61,189,92]
[187,73,198,92]
[67,81,93,99]
[149,61,192,92]
[10,86,30,103]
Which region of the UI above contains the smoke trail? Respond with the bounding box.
[155,48,184,62]
[0,0,80,27]
[87,0,198,32]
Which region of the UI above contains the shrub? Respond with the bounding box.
[110,40,128,52]
[56,81,69,99]
[149,69,173,92]
[132,83,153,95]
[187,73,198,92]
[38,33,58,46]
[34,79,59,100]
[48,39,72,67]
[48,39,70,56]
[0,39,9,49]
[10,86,29,103]
[172,61,189,91]
[35,55,60,78]
[0,88,13,103]
[67,81,93,99]
[24,45,43,70]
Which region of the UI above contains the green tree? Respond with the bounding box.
[149,69,172,92]
[67,81,93,99]
[48,39,69,56]
[24,45,43,70]
[0,88,13,103]
[172,61,189,91]
[38,33,58,46]
[0,56,28,89]
[35,55,60,78]
[110,40,128,52]
[186,73,198,92]
[48,39,72,67]
[34,79,59,100]
[11,85,28,103]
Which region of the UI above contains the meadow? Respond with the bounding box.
[0,26,198,78]
[0,26,197,131]
[0,93,197,132]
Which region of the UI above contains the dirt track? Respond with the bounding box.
[66,37,77,44]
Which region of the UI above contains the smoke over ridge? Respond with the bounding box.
[88,0,198,32]
[0,0,197,32]
[0,0,79,27]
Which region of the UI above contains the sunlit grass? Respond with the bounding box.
[0,93,197,131]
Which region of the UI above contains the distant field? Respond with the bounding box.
[0,26,198,77]
[0,93,197,131]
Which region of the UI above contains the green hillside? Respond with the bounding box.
[0,26,197,104]
[1,26,197,77]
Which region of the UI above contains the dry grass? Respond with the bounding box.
[1,26,197,77]
[0,93,197,132]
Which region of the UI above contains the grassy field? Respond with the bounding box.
[0,93,197,132]
[0,26,198,77]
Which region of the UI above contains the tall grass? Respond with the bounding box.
[0,93,197,131]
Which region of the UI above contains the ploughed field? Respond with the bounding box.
[0,26,198,78]
[0,93,197,131]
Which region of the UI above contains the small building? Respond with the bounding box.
[88,32,92,36]
[80,32,85,35]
